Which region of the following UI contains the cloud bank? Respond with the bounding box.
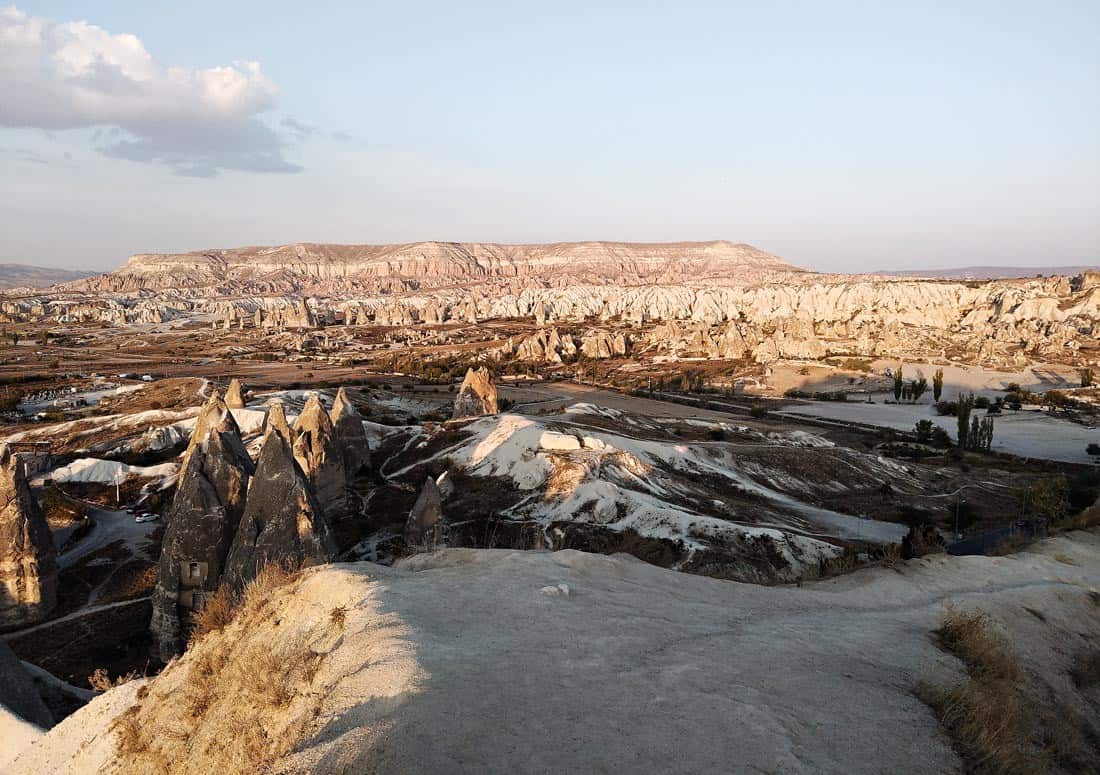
[0,5,299,176]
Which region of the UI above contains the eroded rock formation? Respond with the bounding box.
[150,407,254,659]
[331,388,371,479]
[223,429,335,591]
[405,476,443,551]
[292,395,348,519]
[224,378,245,409]
[0,447,58,630]
[453,367,499,419]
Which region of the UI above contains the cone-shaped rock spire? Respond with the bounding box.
[223,429,335,591]
[263,401,294,445]
[0,446,58,629]
[292,394,348,519]
[452,367,499,419]
[405,475,444,551]
[150,400,253,659]
[224,378,246,409]
[331,387,371,479]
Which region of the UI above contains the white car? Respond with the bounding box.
[134,512,160,523]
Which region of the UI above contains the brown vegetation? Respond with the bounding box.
[914,606,1037,774]
[113,561,335,774]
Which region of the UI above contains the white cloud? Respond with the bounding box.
[0,5,300,176]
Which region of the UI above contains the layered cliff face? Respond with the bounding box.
[73,240,800,292]
[0,447,58,630]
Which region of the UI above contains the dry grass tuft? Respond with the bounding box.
[914,606,1040,775]
[189,561,301,648]
[112,560,328,774]
[329,605,348,629]
[936,607,1021,683]
[88,668,138,693]
[188,585,236,646]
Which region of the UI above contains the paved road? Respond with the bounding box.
[57,505,157,570]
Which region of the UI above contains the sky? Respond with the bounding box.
[1,1,1097,273]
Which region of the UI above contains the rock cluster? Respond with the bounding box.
[0,446,58,630]
[453,367,499,419]
[151,386,371,657]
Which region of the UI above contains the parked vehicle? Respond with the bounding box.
[135,512,160,523]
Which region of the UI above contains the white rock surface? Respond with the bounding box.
[12,532,1099,774]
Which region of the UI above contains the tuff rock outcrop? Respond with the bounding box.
[292,395,348,519]
[452,367,499,419]
[405,476,444,551]
[224,378,246,409]
[0,447,58,630]
[0,640,52,727]
[222,429,336,591]
[150,408,254,659]
[330,388,371,479]
[263,401,294,444]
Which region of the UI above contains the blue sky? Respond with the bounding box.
[1,1,1097,272]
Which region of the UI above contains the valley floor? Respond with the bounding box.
[10,530,1099,774]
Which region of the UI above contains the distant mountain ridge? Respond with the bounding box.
[76,240,803,293]
[0,264,94,290]
[877,265,1097,280]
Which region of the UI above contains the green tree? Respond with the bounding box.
[932,368,944,402]
[914,419,933,443]
[1080,367,1095,388]
[956,392,975,450]
[910,377,928,403]
[892,364,904,402]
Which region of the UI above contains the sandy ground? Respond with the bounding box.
[779,397,1096,464]
[12,531,1099,774]
[504,381,763,423]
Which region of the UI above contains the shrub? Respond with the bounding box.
[706,428,726,441]
[749,403,768,419]
[914,419,934,443]
[935,400,958,416]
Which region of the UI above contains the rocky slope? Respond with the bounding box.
[8,533,1099,774]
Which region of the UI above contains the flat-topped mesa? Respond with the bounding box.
[224,378,246,409]
[452,367,499,420]
[150,410,254,659]
[292,394,348,520]
[83,240,802,293]
[330,387,371,479]
[0,446,58,630]
[405,476,444,552]
[223,428,336,591]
